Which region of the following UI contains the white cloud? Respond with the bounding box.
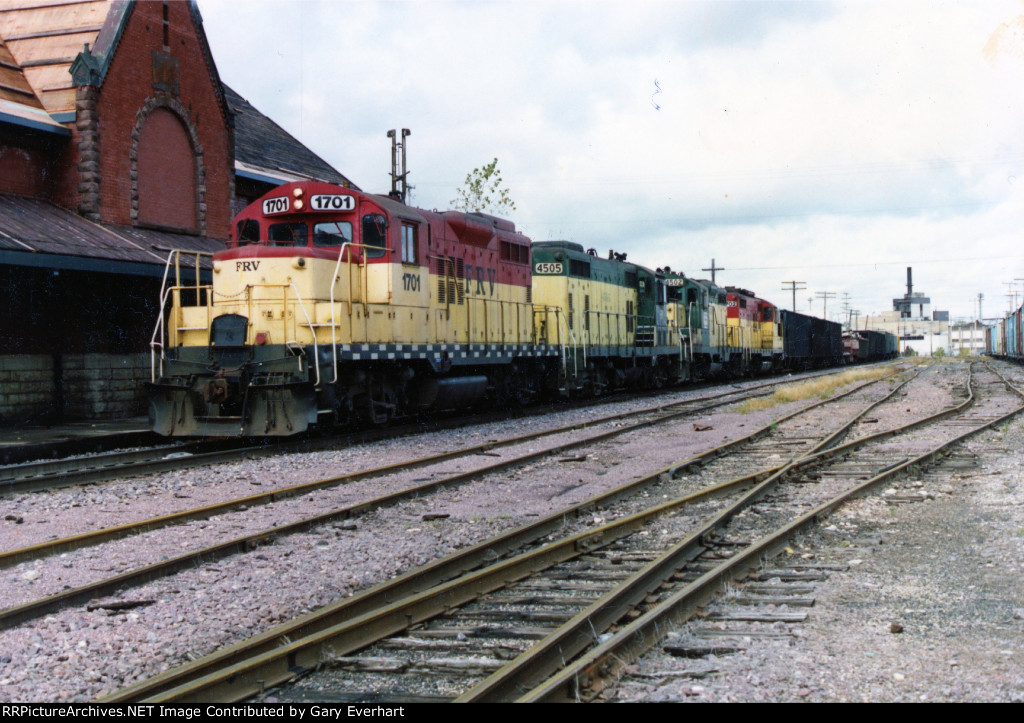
[201,0,1024,319]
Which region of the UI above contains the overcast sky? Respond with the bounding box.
[199,0,1024,322]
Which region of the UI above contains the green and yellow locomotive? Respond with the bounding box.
[530,242,690,392]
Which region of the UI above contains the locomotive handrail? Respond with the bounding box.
[287,283,321,389]
[328,242,373,384]
[533,305,576,385]
[583,309,633,350]
[150,249,214,382]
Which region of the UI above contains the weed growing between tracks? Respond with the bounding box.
[737,365,898,413]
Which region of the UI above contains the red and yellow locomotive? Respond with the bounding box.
[724,287,783,374]
[148,181,555,436]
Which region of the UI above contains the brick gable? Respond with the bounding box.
[59,0,233,238]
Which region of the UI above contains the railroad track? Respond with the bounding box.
[0,364,911,629]
[0,364,900,496]
[93,361,973,702]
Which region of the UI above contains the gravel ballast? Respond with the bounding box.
[3,360,1020,703]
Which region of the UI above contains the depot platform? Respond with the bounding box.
[0,418,157,465]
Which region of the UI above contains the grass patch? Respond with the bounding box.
[737,365,896,413]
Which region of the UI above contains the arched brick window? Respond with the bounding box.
[137,107,196,231]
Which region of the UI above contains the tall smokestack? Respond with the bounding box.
[907,267,913,296]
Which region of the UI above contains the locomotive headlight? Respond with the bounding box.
[294,199,304,210]
[213,261,222,273]
[292,187,304,198]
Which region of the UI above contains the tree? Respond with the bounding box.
[451,158,517,215]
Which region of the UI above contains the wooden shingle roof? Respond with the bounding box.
[0,34,41,107]
[0,0,113,114]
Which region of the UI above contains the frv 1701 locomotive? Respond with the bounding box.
[147,180,873,437]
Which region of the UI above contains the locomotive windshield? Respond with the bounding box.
[313,221,353,247]
[268,222,308,246]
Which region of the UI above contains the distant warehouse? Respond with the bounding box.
[0,0,353,424]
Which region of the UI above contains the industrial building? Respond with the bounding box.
[851,268,952,356]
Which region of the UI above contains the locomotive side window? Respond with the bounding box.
[313,221,353,247]
[500,241,528,264]
[570,259,591,278]
[362,214,388,258]
[268,223,308,246]
[401,223,418,263]
[237,219,260,244]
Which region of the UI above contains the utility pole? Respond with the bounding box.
[703,258,724,285]
[1004,281,1018,313]
[976,293,983,355]
[780,281,806,312]
[815,291,836,319]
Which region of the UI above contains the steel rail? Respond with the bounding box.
[1,368,899,630]
[517,362,1024,702]
[0,362,897,495]
[101,364,922,702]
[0,366,861,569]
[453,361,975,701]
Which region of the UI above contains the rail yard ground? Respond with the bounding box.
[0,359,1022,703]
[610,383,1024,702]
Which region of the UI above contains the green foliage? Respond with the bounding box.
[933,347,946,358]
[451,158,517,215]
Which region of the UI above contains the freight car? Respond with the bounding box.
[989,304,1023,362]
[850,329,898,362]
[778,309,843,370]
[147,179,870,437]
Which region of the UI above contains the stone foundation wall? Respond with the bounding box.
[0,356,55,424]
[0,353,150,425]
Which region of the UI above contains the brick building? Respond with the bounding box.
[0,0,353,424]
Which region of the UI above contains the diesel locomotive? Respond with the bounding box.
[147,180,885,437]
